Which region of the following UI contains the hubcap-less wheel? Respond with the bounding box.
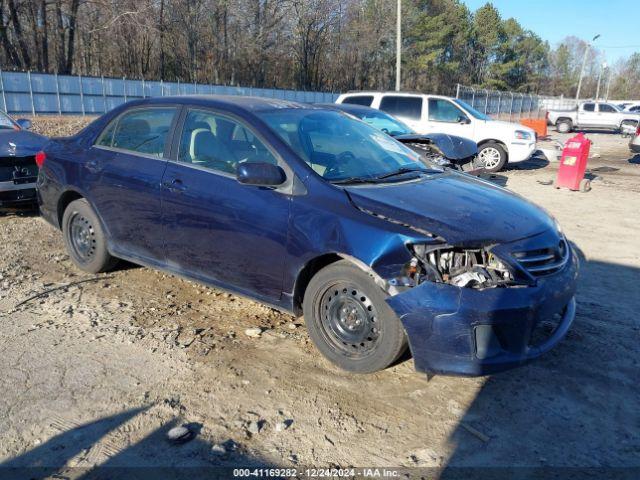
[319,283,379,356]
[69,212,96,262]
[478,147,502,169]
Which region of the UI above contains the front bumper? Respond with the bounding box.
[387,248,579,376]
[508,140,536,163]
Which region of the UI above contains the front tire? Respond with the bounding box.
[62,198,118,273]
[477,142,507,172]
[303,260,407,373]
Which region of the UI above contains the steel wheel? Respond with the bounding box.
[68,212,97,263]
[319,282,380,357]
[478,147,502,170]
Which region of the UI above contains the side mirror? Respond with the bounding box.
[236,162,286,187]
[16,118,32,130]
[457,116,470,125]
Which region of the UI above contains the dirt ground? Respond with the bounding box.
[0,117,639,478]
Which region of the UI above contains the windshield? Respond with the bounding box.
[0,112,17,130]
[349,110,414,136]
[453,99,490,121]
[257,109,431,183]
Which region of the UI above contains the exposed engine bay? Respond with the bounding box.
[394,133,480,173]
[396,244,516,289]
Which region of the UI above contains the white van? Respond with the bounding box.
[335,91,537,172]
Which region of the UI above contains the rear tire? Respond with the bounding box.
[477,142,507,172]
[62,198,118,273]
[303,260,407,373]
[556,119,572,134]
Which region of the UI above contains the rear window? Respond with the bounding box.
[341,95,374,107]
[379,96,423,120]
[96,107,176,157]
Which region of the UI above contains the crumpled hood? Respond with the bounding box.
[0,130,48,157]
[345,172,555,245]
[394,133,477,160]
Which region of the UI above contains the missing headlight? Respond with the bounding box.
[409,244,515,289]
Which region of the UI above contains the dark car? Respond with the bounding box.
[318,103,479,171]
[37,96,578,376]
[0,112,47,209]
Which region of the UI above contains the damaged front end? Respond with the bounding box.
[394,133,480,173]
[392,244,517,290]
[381,233,578,376]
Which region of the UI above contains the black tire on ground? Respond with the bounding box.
[62,198,118,273]
[303,260,407,373]
[556,119,572,134]
[477,141,508,172]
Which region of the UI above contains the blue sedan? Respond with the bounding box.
[37,96,578,376]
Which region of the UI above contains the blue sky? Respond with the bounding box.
[461,0,639,64]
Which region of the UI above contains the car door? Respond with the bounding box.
[378,95,425,132]
[597,103,620,128]
[88,106,178,262]
[579,103,598,127]
[425,98,474,138]
[161,108,290,300]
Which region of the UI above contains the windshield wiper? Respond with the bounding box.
[374,167,431,179]
[330,176,379,185]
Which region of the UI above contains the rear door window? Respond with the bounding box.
[583,103,595,112]
[342,95,374,107]
[99,107,177,157]
[379,96,423,120]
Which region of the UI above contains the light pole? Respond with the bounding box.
[395,0,401,91]
[576,34,600,101]
[595,62,607,101]
[605,69,612,101]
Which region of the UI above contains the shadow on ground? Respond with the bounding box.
[438,256,640,480]
[0,407,277,480]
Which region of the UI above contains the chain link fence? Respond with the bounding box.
[0,70,339,116]
[455,84,578,121]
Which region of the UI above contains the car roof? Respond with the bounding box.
[315,103,382,115]
[339,91,451,100]
[125,95,327,114]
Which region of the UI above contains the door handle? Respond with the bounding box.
[162,178,187,193]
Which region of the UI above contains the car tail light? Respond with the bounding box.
[636,125,640,137]
[35,150,46,168]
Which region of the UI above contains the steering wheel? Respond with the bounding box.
[324,151,357,179]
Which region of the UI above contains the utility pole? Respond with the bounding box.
[576,34,600,101]
[395,0,401,92]
[605,69,612,101]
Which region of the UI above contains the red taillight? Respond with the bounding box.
[636,125,640,137]
[35,150,46,168]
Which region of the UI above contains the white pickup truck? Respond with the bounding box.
[335,91,536,172]
[547,101,639,133]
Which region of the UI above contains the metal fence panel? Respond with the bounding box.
[0,70,339,115]
[455,83,581,120]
